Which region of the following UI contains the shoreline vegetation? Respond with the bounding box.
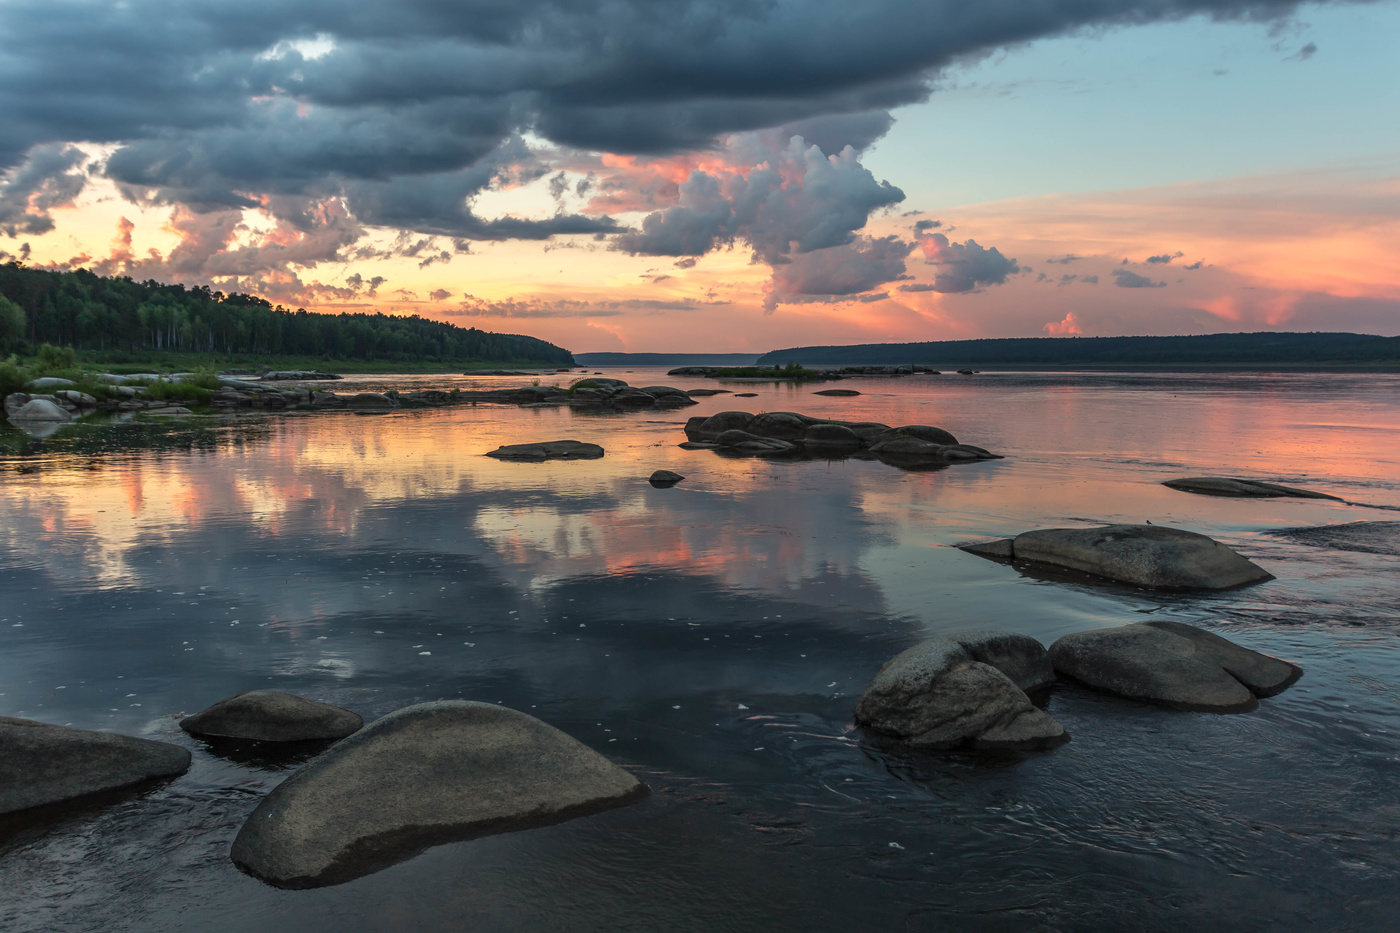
[753,332,1400,371]
[0,264,574,370]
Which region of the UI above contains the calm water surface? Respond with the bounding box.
[2,370,1398,931]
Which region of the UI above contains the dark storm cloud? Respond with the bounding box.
[0,144,88,237]
[3,1,1344,196]
[1113,268,1167,288]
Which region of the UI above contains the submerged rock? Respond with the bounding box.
[486,439,605,461]
[230,701,647,888]
[1271,521,1400,557]
[961,523,1272,590]
[180,690,363,742]
[813,388,860,396]
[0,717,191,816]
[1049,620,1302,712]
[855,632,1066,751]
[648,470,684,487]
[1164,477,1341,500]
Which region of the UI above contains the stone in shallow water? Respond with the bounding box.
[1271,521,1400,557]
[648,470,684,487]
[0,717,191,816]
[7,398,72,422]
[180,690,363,742]
[961,523,1273,590]
[813,388,860,396]
[855,632,1066,751]
[231,701,647,888]
[485,439,604,461]
[1049,620,1302,712]
[1164,477,1340,500]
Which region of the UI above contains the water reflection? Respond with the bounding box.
[2,371,1399,931]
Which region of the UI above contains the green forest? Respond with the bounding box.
[0,263,573,366]
[757,333,1400,369]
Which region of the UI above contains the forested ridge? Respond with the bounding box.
[757,333,1400,368]
[0,264,572,365]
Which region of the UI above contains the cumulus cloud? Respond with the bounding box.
[428,288,452,301]
[1044,312,1084,335]
[916,232,1020,293]
[1113,268,1167,288]
[766,235,913,310]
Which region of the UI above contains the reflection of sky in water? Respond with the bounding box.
[2,370,1399,931]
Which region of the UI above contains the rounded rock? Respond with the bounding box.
[180,690,363,742]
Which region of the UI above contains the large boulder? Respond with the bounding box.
[803,422,863,453]
[180,690,363,742]
[25,377,77,390]
[230,701,647,888]
[1049,620,1302,712]
[962,524,1272,590]
[7,398,72,422]
[855,632,1066,751]
[346,392,397,410]
[876,425,959,446]
[648,470,684,487]
[485,439,605,461]
[747,411,811,440]
[1163,477,1341,500]
[0,717,191,816]
[691,410,756,439]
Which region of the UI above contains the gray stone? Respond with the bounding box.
[1049,620,1302,712]
[813,388,860,396]
[693,410,756,438]
[8,398,72,422]
[0,717,191,816]
[146,407,194,417]
[649,470,685,487]
[230,701,647,888]
[486,439,605,461]
[747,411,812,440]
[181,690,363,742]
[678,441,718,450]
[55,390,97,407]
[311,392,346,409]
[713,429,794,453]
[887,425,960,446]
[855,634,1066,751]
[640,385,688,397]
[25,377,77,390]
[1164,477,1341,500]
[684,388,729,397]
[803,423,863,452]
[347,393,397,410]
[963,523,1273,590]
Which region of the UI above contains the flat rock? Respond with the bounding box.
[486,439,604,461]
[684,388,730,397]
[1049,620,1302,711]
[962,523,1273,590]
[146,406,194,416]
[230,701,647,888]
[0,717,191,816]
[855,632,1066,751]
[678,441,717,450]
[813,388,860,396]
[1164,477,1340,500]
[181,691,363,742]
[648,470,684,487]
[25,377,77,390]
[733,392,757,397]
[1271,521,1400,557]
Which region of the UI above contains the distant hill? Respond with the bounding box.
[575,352,760,366]
[756,333,1400,370]
[0,263,574,366]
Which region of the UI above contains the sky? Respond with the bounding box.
[2,0,1398,353]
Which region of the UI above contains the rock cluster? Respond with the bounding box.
[667,364,936,377]
[962,523,1273,590]
[231,701,647,888]
[856,632,1066,751]
[452,378,698,411]
[1048,621,1302,711]
[0,717,191,816]
[5,390,98,421]
[260,371,342,381]
[682,411,1001,467]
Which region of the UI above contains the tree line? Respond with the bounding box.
[0,263,573,365]
[757,333,1400,368]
